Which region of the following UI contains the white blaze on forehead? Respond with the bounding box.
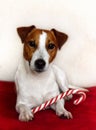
[39,31,47,49]
[30,31,49,71]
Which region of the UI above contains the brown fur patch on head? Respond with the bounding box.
[23,29,42,61]
[44,30,58,63]
[24,29,58,63]
[17,25,68,64]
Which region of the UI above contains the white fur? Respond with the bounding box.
[15,30,73,121]
[15,57,72,121]
[30,32,49,71]
[39,32,47,48]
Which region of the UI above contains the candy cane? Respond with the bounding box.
[32,89,87,114]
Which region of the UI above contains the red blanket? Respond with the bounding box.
[0,81,96,130]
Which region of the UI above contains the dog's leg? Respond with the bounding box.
[16,104,34,122]
[51,99,73,119]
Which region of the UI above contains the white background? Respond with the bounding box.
[0,0,96,83]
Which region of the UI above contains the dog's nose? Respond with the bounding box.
[35,59,46,70]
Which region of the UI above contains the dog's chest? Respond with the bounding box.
[16,67,59,107]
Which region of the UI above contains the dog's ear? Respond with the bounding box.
[51,29,68,49]
[17,25,36,43]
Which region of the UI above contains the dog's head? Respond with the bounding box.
[17,25,68,72]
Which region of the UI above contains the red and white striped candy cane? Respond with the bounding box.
[32,89,87,114]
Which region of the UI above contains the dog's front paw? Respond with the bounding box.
[17,104,34,122]
[59,110,73,119]
[56,108,73,119]
[19,110,34,122]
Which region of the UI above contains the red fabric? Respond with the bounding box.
[0,81,96,130]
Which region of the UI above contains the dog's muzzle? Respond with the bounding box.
[34,59,46,72]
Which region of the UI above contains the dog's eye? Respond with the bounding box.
[28,41,36,48]
[48,43,55,50]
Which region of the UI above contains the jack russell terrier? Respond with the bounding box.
[15,25,73,121]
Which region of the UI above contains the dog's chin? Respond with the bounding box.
[30,67,48,73]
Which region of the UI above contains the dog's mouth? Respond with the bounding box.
[35,68,45,73]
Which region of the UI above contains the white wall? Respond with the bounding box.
[0,0,96,83]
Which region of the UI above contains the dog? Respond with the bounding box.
[15,25,73,121]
